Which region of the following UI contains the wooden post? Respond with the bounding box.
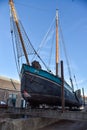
[61,60,65,112]
[82,88,85,107]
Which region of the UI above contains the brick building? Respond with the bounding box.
[0,76,22,107]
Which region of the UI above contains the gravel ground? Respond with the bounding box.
[37,120,87,130]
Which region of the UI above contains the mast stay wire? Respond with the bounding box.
[11,31,20,77]
[74,75,78,90]
[10,13,20,78]
[48,32,55,68]
[31,17,55,73]
[58,19,74,91]
[32,16,55,62]
[19,20,51,72]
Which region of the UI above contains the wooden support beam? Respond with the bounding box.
[61,60,65,112]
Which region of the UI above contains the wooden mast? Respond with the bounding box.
[9,0,30,65]
[56,9,59,76]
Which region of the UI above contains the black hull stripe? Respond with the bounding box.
[25,71,62,88]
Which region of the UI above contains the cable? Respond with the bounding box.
[11,30,20,77]
[36,17,55,55]
[19,20,51,72]
[31,17,55,72]
[74,75,78,90]
[59,19,74,91]
[48,30,55,68]
[10,14,20,78]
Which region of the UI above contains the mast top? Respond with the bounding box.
[56,9,58,20]
[9,0,14,4]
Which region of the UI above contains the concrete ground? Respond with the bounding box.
[37,120,87,130]
[0,118,87,130]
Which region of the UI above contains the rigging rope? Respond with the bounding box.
[19,20,51,72]
[32,16,55,61]
[59,19,74,91]
[10,9,50,72]
[74,75,78,90]
[10,11,21,78]
[31,16,55,72]
[10,27,20,78]
[39,18,55,52]
[48,33,55,68]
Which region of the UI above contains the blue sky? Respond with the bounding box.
[0,0,87,95]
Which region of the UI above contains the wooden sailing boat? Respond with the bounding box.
[9,0,82,108]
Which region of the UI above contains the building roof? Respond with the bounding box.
[0,76,20,91]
